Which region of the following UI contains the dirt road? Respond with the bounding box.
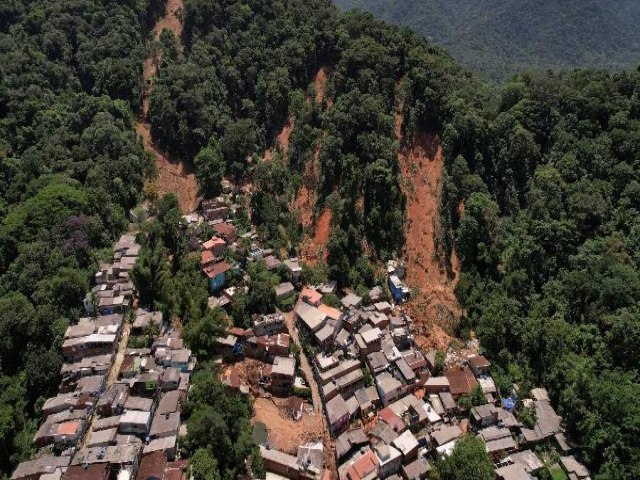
[281,303,322,413]
[108,322,131,385]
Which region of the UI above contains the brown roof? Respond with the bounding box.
[200,250,215,265]
[137,450,167,480]
[468,355,491,370]
[203,261,232,279]
[202,237,225,250]
[445,367,478,396]
[165,460,188,480]
[213,222,236,237]
[62,464,110,480]
[347,450,379,480]
[378,407,406,433]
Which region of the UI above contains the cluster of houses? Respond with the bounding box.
[241,268,590,480]
[11,235,191,480]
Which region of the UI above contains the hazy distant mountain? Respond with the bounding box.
[334,0,640,80]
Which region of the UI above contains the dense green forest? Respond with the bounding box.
[441,69,640,479]
[2,0,640,478]
[334,0,640,81]
[0,0,164,474]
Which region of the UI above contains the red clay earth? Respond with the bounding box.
[395,107,462,351]
[136,0,198,214]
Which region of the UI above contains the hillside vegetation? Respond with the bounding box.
[0,0,162,473]
[1,0,640,479]
[335,0,640,80]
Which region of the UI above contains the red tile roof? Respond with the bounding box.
[301,288,323,305]
[213,223,236,237]
[445,366,478,396]
[200,250,215,265]
[203,236,225,250]
[137,450,167,480]
[347,450,379,480]
[57,421,79,435]
[203,261,232,279]
[378,407,406,433]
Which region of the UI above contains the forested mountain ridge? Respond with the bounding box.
[334,0,640,80]
[147,2,640,476]
[1,0,640,479]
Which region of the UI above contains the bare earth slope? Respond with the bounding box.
[137,0,198,213]
[396,110,461,350]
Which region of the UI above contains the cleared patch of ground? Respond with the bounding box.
[299,207,331,265]
[252,397,324,455]
[396,109,461,350]
[314,66,332,109]
[264,118,294,162]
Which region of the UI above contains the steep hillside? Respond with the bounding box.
[137,0,199,213]
[335,0,640,80]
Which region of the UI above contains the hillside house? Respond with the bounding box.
[296,302,327,334]
[467,354,491,377]
[275,282,295,300]
[203,261,232,291]
[213,222,237,243]
[119,410,151,436]
[202,236,227,257]
[270,356,296,395]
[283,258,302,284]
[341,293,363,310]
[301,288,323,307]
[388,275,410,302]
[376,372,403,406]
[326,394,350,435]
[445,367,478,398]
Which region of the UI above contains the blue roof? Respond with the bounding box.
[502,398,516,411]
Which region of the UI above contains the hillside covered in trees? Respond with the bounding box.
[2,0,640,479]
[0,0,161,474]
[334,0,640,81]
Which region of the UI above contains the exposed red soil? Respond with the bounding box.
[136,123,198,213]
[155,0,183,40]
[299,206,331,266]
[253,397,325,455]
[294,67,335,265]
[278,122,293,155]
[293,184,314,229]
[314,208,332,246]
[396,109,461,350]
[314,66,332,108]
[264,118,294,162]
[137,0,198,214]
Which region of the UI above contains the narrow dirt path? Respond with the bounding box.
[108,322,131,385]
[280,300,336,478]
[80,321,131,449]
[137,0,198,214]
[395,106,461,350]
[281,304,322,412]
